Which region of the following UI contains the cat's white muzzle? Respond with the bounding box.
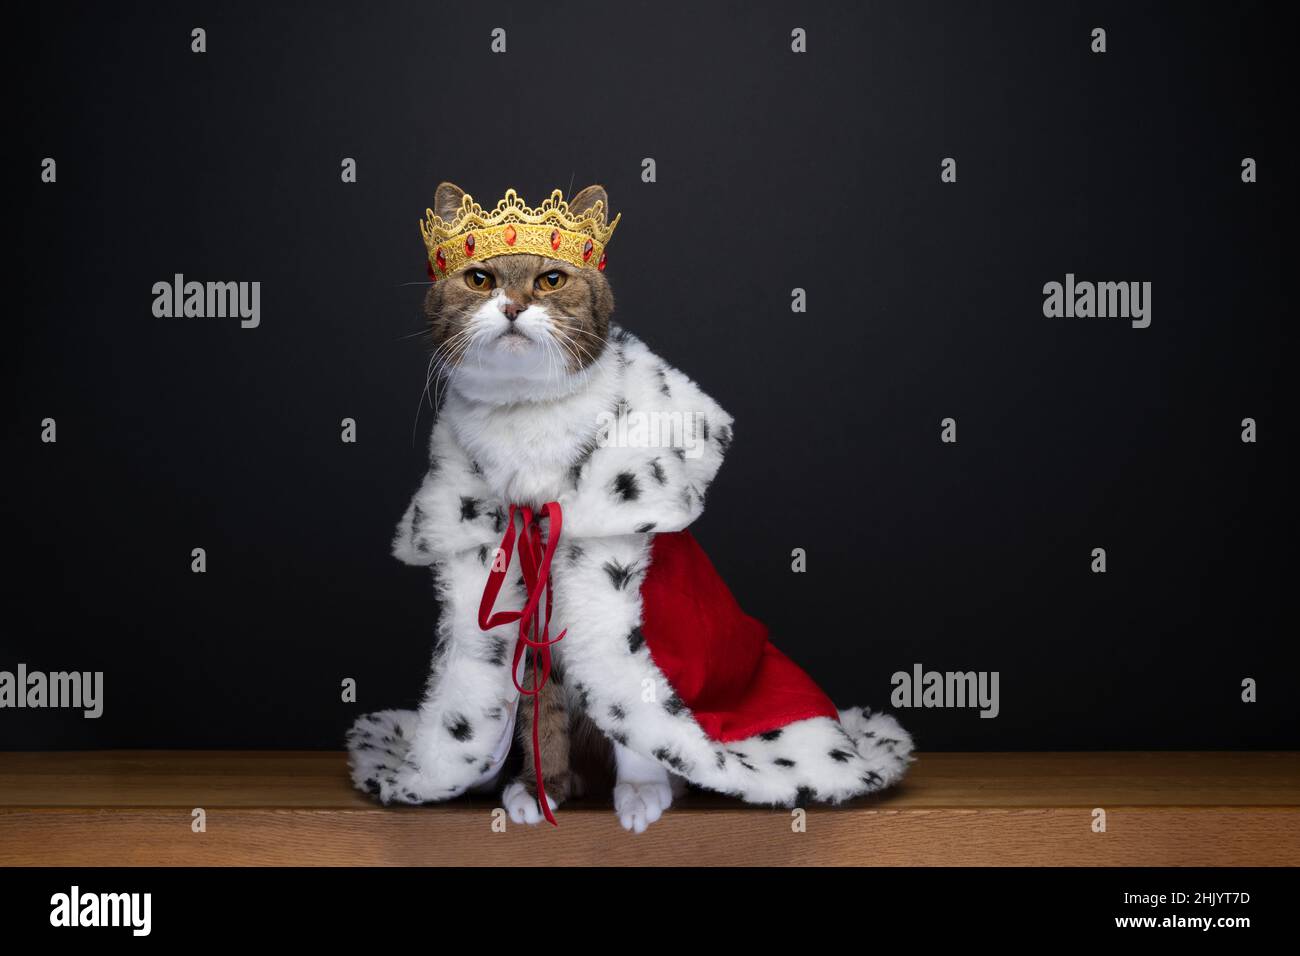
[451,298,579,403]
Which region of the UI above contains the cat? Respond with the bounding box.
[351,181,912,830]
[420,181,674,832]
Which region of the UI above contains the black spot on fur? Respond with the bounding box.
[412,505,430,553]
[715,751,727,769]
[459,496,480,521]
[663,694,687,716]
[759,729,783,741]
[609,703,626,721]
[862,771,884,789]
[648,458,668,485]
[446,714,473,741]
[655,365,671,396]
[716,425,733,452]
[610,730,629,746]
[463,754,478,765]
[627,626,645,653]
[635,522,656,533]
[652,748,688,773]
[468,459,484,477]
[794,786,814,809]
[604,560,636,590]
[490,506,505,533]
[612,471,640,502]
[477,545,489,566]
[569,442,597,489]
[364,778,381,795]
[673,447,686,461]
[774,758,796,768]
[573,681,590,712]
[829,749,852,763]
[566,543,586,565]
[485,636,508,667]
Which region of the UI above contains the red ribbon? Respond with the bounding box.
[477,502,567,826]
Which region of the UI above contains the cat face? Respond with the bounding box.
[423,182,615,401]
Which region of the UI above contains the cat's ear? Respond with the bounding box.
[433,181,467,221]
[567,185,610,221]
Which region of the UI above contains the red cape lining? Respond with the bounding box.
[638,530,839,743]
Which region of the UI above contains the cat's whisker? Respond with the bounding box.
[425,327,473,391]
[542,333,563,381]
[395,326,435,342]
[546,329,576,374]
[563,326,609,357]
[549,323,590,375]
[554,324,599,373]
[562,329,597,362]
[413,326,476,441]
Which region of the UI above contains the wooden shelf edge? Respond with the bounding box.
[3,805,1297,867]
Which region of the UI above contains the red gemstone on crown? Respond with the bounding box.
[582,239,593,262]
[504,225,517,246]
[598,252,607,272]
[550,229,562,251]
[465,234,476,256]
[435,247,447,273]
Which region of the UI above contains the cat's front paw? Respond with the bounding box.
[613,780,673,834]
[501,781,558,825]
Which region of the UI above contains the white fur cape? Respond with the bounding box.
[347,329,913,807]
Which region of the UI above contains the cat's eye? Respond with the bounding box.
[535,270,567,292]
[465,269,494,291]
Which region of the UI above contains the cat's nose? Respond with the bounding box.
[502,301,525,322]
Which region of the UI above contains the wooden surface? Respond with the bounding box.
[1,751,1296,866]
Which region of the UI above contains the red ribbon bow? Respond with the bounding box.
[477,502,567,826]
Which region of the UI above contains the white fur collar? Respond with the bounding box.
[393,327,734,562]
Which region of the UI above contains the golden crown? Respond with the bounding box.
[421,187,621,279]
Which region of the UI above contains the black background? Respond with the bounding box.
[6,1,1292,750]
